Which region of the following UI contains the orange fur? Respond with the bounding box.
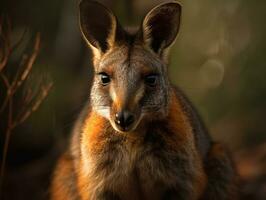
[82,112,108,155]
[51,154,77,200]
[167,90,207,198]
[51,1,237,199]
[76,112,108,200]
[167,90,193,146]
[77,167,90,200]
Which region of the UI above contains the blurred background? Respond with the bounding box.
[0,0,265,199]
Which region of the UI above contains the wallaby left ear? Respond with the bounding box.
[141,2,181,54]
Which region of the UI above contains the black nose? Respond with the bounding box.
[115,111,135,131]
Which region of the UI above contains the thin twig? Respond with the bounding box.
[0,27,27,72]
[0,96,13,195]
[0,40,10,72]
[11,33,41,92]
[0,74,11,113]
[0,73,10,89]
[13,79,44,127]
[0,20,52,198]
[0,34,41,113]
[11,54,28,90]
[23,88,33,105]
[12,82,53,128]
[0,17,11,72]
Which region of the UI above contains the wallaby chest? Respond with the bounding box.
[86,128,195,200]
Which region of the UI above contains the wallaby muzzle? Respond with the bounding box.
[114,110,135,132]
[110,101,142,133]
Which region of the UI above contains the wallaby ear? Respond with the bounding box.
[79,0,123,54]
[141,2,181,54]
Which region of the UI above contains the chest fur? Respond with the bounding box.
[78,107,204,199]
[81,130,199,200]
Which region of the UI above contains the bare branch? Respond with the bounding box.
[0,73,10,89]
[11,33,41,92]
[0,17,11,72]
[0,18,52,196]
[0,34,41,113]
[12,82,53,129]
[0,92,13,194]
[0,74,11,113]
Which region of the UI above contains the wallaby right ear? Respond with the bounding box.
[79,0,122,55]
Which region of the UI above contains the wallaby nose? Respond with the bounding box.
[115,111,135,131]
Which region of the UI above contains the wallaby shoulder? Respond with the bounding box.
[171,86,212,158]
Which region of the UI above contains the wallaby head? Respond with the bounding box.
[79,0,181,133]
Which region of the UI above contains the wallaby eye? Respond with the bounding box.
[99,72,111,86]
[144,74,158,87]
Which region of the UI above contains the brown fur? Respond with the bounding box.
[52,153,80,200]
[51,1,238,199]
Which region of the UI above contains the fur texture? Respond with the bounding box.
[51,1,238,199]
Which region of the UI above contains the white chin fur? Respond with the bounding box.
[95,107,110,119]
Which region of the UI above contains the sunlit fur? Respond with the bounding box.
[51,1,238,200]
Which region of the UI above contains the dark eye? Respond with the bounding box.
[99,72,111,86]
[144,74,158,87]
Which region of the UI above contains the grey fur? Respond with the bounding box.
[50,1,238,200]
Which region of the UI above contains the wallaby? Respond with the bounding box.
[51,0,238,199]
